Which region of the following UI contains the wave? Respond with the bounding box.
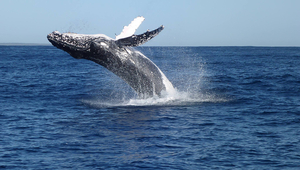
[81,88,230,108]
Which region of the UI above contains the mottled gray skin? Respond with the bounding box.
[47,26,168,98]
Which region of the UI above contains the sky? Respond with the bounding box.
[0,0,299,46]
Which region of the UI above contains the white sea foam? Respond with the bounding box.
[125,89,229,106]
[81,88,229,108]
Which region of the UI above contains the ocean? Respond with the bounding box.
[0,46,300,169]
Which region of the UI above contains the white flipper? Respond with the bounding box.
[115,16,145,40]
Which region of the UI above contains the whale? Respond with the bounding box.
[47,17,174,98]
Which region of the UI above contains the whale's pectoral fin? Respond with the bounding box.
[116,25,164,47]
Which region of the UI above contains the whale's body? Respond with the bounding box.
[47,17,174,98]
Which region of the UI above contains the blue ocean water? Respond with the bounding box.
[0,46,300,169]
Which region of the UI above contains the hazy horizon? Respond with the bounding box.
[1,0,299,46]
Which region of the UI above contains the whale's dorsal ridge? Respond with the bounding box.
[116,25,164,47]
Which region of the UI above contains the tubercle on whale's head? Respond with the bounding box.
[47,31,93,50]
[47,31,88,53]
[47,31,113,59]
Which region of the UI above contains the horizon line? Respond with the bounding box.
[0,43,299,48]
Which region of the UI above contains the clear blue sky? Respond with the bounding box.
[1,0,299,46]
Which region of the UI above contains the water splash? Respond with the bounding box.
[81,88,229,108]
[81,47,231,108]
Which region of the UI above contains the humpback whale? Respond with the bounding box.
[47,17,174,98]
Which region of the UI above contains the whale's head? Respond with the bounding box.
[47,31,114,59]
